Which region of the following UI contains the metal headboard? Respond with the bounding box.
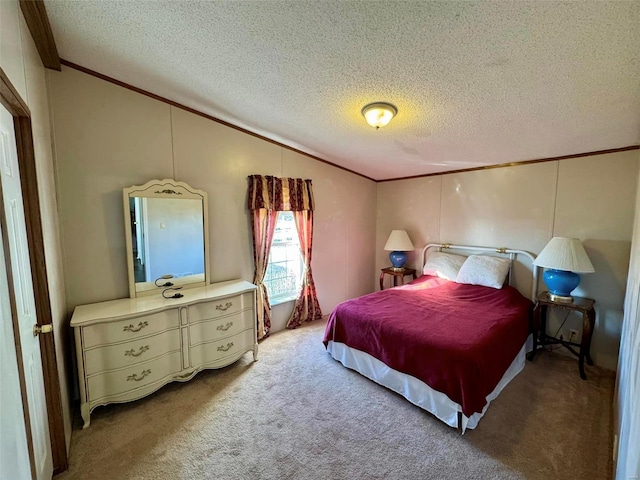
[421,243,539,301]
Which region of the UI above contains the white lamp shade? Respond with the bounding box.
[384,230,414,251]
[533,237,595,273]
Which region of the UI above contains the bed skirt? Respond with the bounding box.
[326,334,533,433]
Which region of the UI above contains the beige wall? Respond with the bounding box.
[0,1,71,451]
[376,151,639,370]
[48,66,377,334]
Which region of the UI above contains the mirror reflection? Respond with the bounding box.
[123,179,209,297]
[129,197,205,283]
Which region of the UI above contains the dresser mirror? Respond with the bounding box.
[123,179,210,297]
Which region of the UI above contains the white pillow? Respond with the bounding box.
[455,255,511,289]
[422,252,467,280]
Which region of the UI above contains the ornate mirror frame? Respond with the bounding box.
[123,179,210,298]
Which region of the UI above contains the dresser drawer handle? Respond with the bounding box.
[216,322,234,332]
[127,369,151,382]
[123,321,149,333]
[216,302,233,312]
[124,345,150,357]
[217,342,234,352]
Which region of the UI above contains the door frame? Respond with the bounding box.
[0,68,68,474]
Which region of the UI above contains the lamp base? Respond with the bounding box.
[389,251,407,269]
[543,269,580,301]
[546,292,574,303]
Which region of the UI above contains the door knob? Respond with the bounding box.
[33,324,53,336]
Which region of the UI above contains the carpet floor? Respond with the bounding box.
[58,319,614,480]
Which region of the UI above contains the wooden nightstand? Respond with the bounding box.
[528,291,596,380]
[379,267,417,290]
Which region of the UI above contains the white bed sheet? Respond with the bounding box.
[326,334,533,433]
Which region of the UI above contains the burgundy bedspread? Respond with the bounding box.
[323,276,532,417]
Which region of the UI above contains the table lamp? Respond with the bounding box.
[533,237,595,303]
[384,230,414,269]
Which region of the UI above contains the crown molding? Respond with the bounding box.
[58,61,638,183]
[59,59,375,182]
[377,145,640,183]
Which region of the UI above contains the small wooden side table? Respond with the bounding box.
[379,267,417,290]
[528,291,596,380]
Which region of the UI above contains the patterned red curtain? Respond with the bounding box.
[287,209,323,328]
[248,175,322,335]
[248,175,315,211]
[249,208,278,339]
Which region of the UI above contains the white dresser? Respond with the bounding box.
[71,280,257,428]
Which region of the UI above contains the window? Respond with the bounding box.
[264,211,303,303]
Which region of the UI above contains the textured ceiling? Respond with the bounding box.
[45,1,640,181]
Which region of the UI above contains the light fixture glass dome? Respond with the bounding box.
[361,102,397,129]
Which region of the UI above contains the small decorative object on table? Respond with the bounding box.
[528,291,596,380]
[379,266,417,290]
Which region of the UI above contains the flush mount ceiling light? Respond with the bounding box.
[361,102,398,129]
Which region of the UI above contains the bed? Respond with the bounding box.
[323,243,538,432]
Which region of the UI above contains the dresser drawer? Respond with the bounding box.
[87,351,182,401]
[84,329,181,376]
[82,309,179,348]
[188,309,254,346]
[188,293,253,323]
[190,329,254,367]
